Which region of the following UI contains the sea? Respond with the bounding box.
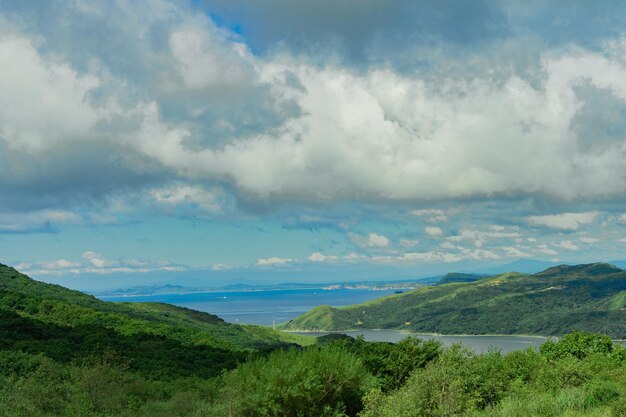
[99,287,558,352]
[99,287,399,326]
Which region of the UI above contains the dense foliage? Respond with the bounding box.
[1,331,624,416]
[282,263,626,338]
[2,263,626,416]
[360,332,626,417]
[205,346,376,417]
[0,264,306,379]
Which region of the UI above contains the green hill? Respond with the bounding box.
[281,263,626,338]
[0,264,309,378]
[437,272,487,284]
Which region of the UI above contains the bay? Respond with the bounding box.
[291,330,552,353]
[99,287,400,325]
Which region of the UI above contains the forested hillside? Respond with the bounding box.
[2,263,626,416]
[282,263,626,338]
[0,263,306,378]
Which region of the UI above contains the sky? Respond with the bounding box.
[1,0,626,291]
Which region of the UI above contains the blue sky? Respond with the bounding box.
[1,0,626,290]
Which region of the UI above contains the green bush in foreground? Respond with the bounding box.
[328,336,442,392]
[360,333,626,417]
[0,331,624,417]
[206,346,376,417]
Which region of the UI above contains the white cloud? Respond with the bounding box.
[400,239,419,247]
[344,252,364,261]
[447,228,520,248]
[82,251,114,268]
[308,252,326,262]
[373,251,462,264]
[133,49,626,202]
[368,233,389,247]
[2,4,626,221]
[0,36,101,152]
[211,263,232,271]
[308,252,339,262]
[579,237,599,244]
[39,259,81,270]
[459,248,501,260]
[440,241,456,250]
[152,184,223,213]
[168,26,254,90]
[18,251,183,276]
[619,238,626,244]
[619,214,626,223]
[526,212,598,231]
[425,226,443,237]
[411,209,448,222]
[553,241,579,251]
[349,232,390,248]
[536,244,558,256]
[256,257,292,266]
[503,246,529,258]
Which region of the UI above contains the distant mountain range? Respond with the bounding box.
[93,279,433,297]
[90,258,626,297]
[281,263,626,339]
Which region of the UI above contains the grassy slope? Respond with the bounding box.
[281,263,626,338]
[0,264,313,377]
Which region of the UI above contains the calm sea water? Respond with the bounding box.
[292,330,552,353]
[99,289,622,353]
[99,288,400,325]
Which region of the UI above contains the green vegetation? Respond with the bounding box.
[2,263,626,416]
[282,263,626,338]
[437,272,486,284]
[360,332,626,417]
[0,264,305,379]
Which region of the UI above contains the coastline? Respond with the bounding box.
[281,328,556,339]
[282,329,626,344]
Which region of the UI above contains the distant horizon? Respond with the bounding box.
[13,257,626,293]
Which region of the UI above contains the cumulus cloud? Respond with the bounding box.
[503,246,529,258]
[349,232,390,248]
[151,184,226,214]
[425,227,443,237]
[400,239,419,247]
[440,241,457,250]
[39,259,82,270]
[368,233,389,247]
[0,36,100,152]
[256,257,292,266]
[2,1,626,276]
[447,227,520,247]
[82,251,111,268]
[411,209,449,222]
[1,1,626,221]
[526,212,598,231]
[19,251,184,276]
[536,244,558,256]
[308,252,339,262]
[553,241,580,251]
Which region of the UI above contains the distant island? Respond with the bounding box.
[281,263,626,339]
[94,279,432,297]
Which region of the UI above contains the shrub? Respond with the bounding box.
[208,346,376,417]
